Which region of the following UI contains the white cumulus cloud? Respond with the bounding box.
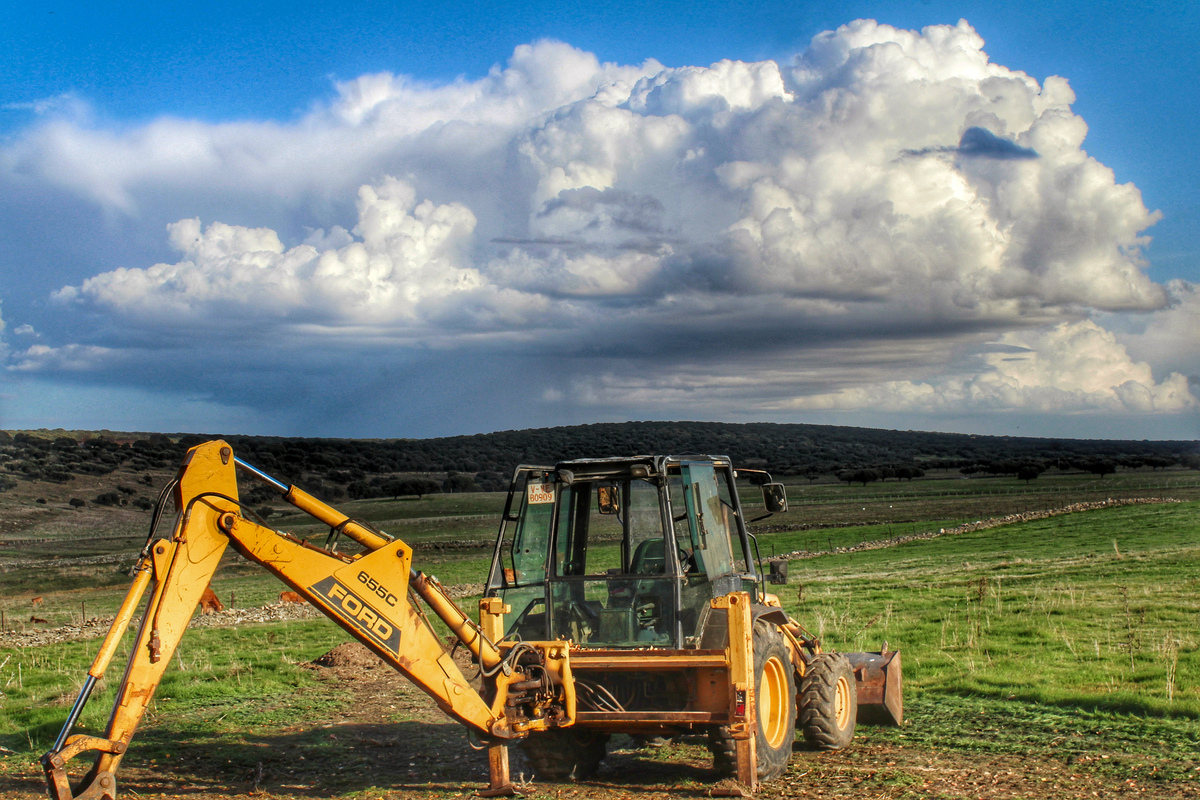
[6,19,1194,432]
[1106,280,1200,383]
[781,320,1195,414]
[56,177,483,325]
[8,343,116,373]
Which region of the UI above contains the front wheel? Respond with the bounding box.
[799,653,857,750]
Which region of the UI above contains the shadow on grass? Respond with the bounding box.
[942,686,1200,720]
[4,722,722,798]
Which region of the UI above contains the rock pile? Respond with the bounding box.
[768,497,1181,563]
[188,600,324,628]
[0,552,134,574]
[0,583,488,649]
[0,615,118,648]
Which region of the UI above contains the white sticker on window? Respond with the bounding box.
[527,482,556,504]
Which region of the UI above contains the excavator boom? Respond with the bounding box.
[42,441,525,800]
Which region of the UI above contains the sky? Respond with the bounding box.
[1,1,1197,441]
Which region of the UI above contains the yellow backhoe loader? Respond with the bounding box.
[42,440,901,799]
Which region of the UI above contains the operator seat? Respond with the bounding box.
[630,538,666,574]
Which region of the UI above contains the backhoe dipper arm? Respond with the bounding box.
[43,441,518,800]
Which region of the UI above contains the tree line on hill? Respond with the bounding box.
[1,423,1195,505]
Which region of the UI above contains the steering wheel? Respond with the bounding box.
[676,548,695,573]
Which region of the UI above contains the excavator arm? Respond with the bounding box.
[43,441,544,800]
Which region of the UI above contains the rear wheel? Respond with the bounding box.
[709,620,797,781]
[520,730,609,781]
[799,653,857,750]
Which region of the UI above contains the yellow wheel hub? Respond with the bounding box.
[834,674,852,730]
[759,656,790,748]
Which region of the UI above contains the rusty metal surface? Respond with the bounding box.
[569,649,729,669]
[575,710,722,722]
[844,649,903,726]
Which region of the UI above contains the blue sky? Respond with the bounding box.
[1,1,1197,439]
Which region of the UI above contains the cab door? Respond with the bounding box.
[679,461,735,581]
[486,468,556,639]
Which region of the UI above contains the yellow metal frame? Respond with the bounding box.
[43,441,526,800]
[41,442,834,799]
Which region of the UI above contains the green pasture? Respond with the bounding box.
[778,502,1200,715]
[0,623,350,749]
[2,472,1198,788]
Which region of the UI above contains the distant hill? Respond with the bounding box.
[2,422,1195,500]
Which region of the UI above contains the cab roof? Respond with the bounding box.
[547,454,734,481]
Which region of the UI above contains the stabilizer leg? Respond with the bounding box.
[479,743,519,797]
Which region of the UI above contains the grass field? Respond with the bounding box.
[2,467,1198,797]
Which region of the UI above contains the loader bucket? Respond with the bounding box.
[844,650,903,726]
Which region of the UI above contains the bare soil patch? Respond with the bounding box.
[3,641,1194,799]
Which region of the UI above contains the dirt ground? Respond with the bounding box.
[2,641,1192,800]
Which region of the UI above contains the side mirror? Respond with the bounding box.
[762,482,788,514]
[768,560,788,585]
[597,485,620,515]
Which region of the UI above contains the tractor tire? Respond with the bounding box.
[799,653,857,750]
[708,620,797,782]
[519,730,609,781]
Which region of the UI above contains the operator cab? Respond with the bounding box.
[485,455,783,649]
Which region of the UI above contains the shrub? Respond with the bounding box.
[69,498,86,509]
[1083,459,1117,479]
[443,472,480,493]
[474,471,510,492]
[1017,465,1044,483]
[839,469,879,487]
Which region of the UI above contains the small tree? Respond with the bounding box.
[839,469,879,487]
[856,469,880,486]
[347,480,375,500]
[1016,465,1043,484]
[444,473,480,493]
[1084,459,1117,479]
[406,477,442,500]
